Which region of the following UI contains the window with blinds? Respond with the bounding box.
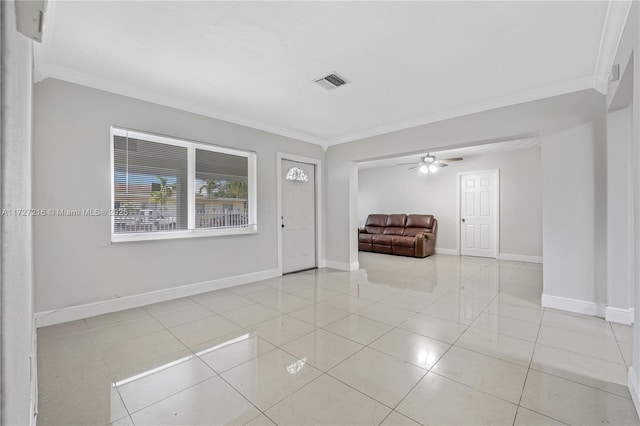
[111,128,257,242]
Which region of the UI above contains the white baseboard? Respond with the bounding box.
[435,248,459,256]
[35,268,280,328]
[630,368,640,419]
[497,253,543,264]
[541,293,606,317]
[325,260,360,271]
[605,307,635,324]
[318,259,327,268]
[430,250,542,262]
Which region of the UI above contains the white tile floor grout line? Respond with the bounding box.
[36,255,636,426]
[513,304,547,425]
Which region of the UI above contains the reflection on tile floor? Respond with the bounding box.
[37,252,639,425]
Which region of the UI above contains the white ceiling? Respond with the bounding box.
[36,1,625,147]
[357,138,540,170]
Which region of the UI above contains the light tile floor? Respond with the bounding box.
[37,252,640,425]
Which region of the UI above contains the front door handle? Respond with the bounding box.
[461,218,466,223]
[282,224,285,228]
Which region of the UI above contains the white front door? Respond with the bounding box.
[282,160,316,273]
[460,171,498,258]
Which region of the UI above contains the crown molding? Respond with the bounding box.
[33,0,609,150]
[38,64,597,150]
[593,78,610,95]
[325,76,597,147]
[593,0,633,95]
[38,64,327,146]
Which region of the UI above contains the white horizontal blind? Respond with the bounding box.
[113,134,188,234]
[111,128,257,241]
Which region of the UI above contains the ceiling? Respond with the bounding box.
[36,1,626,147]
[358,138,540,170]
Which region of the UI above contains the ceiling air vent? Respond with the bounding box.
[314,72,350,90]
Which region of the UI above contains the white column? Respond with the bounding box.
[628,3,640,416]
[0,0,36,424]
[607,106,634,323]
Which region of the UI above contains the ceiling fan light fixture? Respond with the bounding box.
[422,155,435,164]
[399,154,463,172]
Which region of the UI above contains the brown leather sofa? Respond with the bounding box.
[358,214,437,258]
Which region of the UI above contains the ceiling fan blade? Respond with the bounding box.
[408,165,420,170]
[439,157,463,164]
[397,162,419,166]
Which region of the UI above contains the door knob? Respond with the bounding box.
[461,218,466,223]
[282,224,285,228]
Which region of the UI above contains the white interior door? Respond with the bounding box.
[460,171,498,258]
[282,160,316,273]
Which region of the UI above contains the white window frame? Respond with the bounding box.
[110,127,257,243]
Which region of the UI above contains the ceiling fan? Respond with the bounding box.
[398,153,463,174]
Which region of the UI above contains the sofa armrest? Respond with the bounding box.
[358,227,367,234]
[415,232,436,257]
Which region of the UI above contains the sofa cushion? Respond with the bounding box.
[406,214,433,228]
[403,228,426,237]
[365,214,388,227]
[365,226,385,234]
[358,233,374,244]
[364,214,388,234]
[383,227,404,235]
[392,236,415,248]
[386,214,407,227]
[372,234,393,245]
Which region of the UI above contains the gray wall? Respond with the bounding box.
[541,122,607,306]
[358,147,542,257]
[32,79,324,312]
[1,0,36,424]
[607,106,633,311]
[607,0,640,397]
[325,89,604,269]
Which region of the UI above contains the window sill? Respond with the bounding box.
[111,225,258,243]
